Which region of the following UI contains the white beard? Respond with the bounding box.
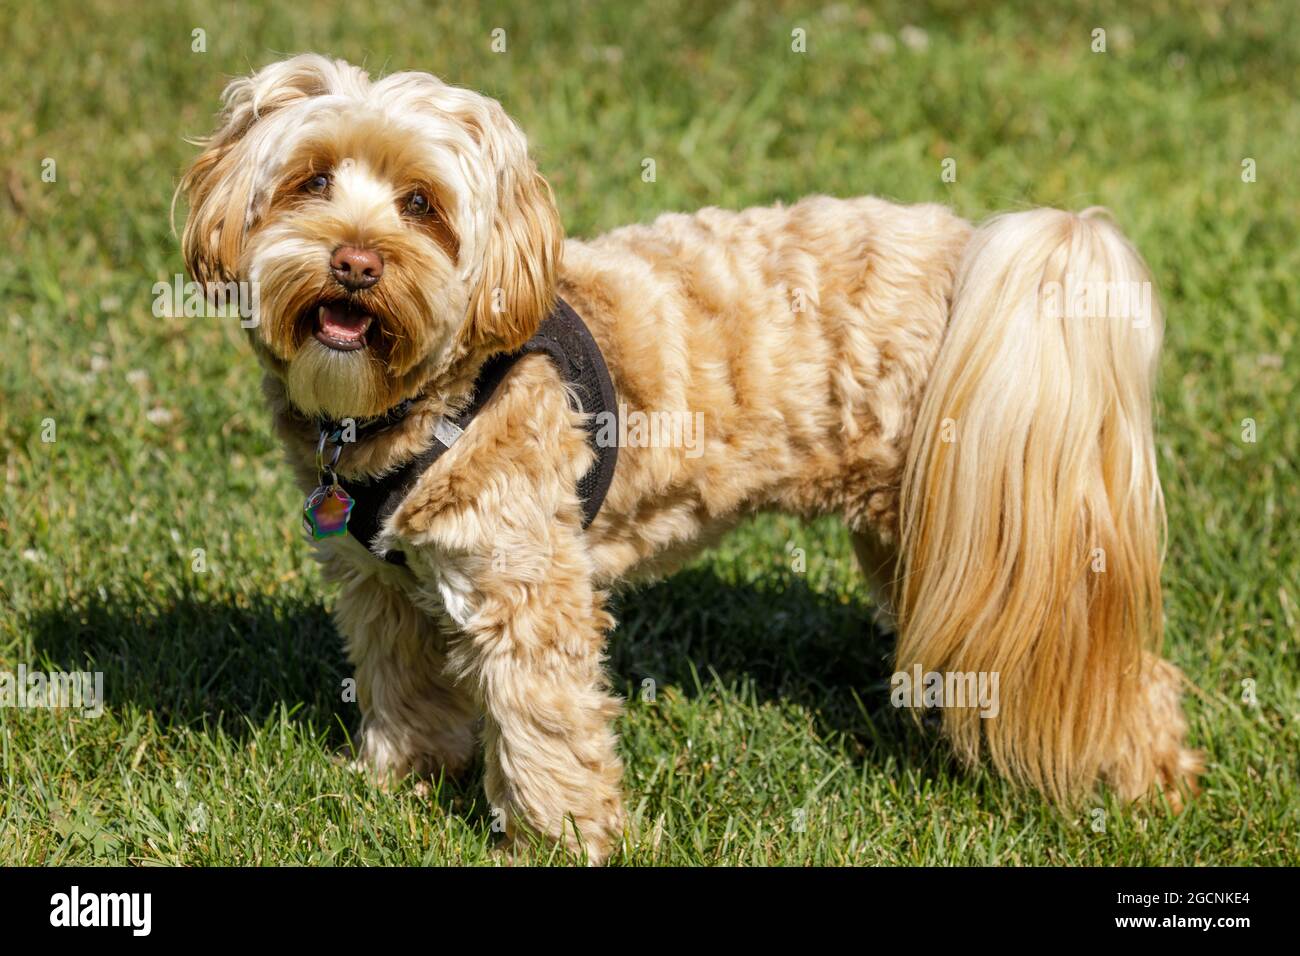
[286,338,382,419]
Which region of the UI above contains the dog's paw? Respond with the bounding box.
[1152,744,1205,814]
[487,802,626,866]
[349,723,475,788]
[489,830,619,867]
[342,754,402,792]
[1102,656,1204,812]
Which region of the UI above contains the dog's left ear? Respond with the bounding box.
[465,103,564,353]
[177,121,251,286]
[177,55,355,285]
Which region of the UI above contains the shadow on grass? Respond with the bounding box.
[23,565,952,780]
[24,589,355,743]
[610,567,948,769]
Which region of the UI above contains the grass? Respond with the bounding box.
[0,0,1296,865]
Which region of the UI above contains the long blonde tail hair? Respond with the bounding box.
[896,208,1165,804]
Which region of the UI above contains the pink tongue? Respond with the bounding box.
[319,303,371,342]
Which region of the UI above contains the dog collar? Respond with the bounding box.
[316,397,418,446]
[303,297,618,565]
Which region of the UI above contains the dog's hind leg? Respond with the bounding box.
[332,567,480,783]
[850,530,899,635]
[1099,653,1204,811]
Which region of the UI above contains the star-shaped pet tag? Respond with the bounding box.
[303,484,355,539]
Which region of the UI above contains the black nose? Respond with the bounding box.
[330,246,384,290]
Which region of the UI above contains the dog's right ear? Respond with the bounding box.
[176,55,351,285]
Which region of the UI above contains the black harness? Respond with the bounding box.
[320,297,618,566]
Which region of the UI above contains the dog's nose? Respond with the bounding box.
[330,246,384,290]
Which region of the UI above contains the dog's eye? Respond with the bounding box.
[302,174,330,195]
[403,192,431,217]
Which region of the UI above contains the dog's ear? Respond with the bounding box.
[177,55,350,285]
[464,103,563,353]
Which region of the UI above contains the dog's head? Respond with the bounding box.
[179,55,561,419]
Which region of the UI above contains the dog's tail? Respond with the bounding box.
[895,208,1165,805]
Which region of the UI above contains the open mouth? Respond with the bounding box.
[312,301,374,351]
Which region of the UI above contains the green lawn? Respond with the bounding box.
[1,0,1296,865]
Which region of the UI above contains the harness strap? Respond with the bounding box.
[336,297,618,566]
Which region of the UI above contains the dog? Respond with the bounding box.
[179,54,1202,863]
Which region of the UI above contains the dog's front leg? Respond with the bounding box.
[439,526,626,864]
[392,360,627,864]
[328,562,480,783]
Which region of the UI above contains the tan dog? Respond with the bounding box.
[180,55,1201,863]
